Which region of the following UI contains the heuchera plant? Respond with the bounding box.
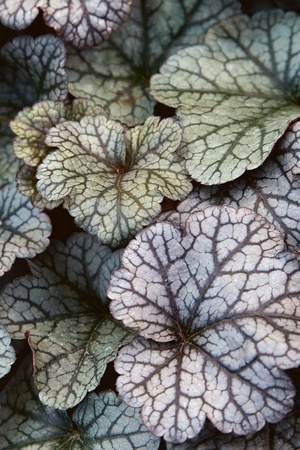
[1,0,300,448]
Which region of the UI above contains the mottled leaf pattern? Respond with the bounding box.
[36,116,192,246]
[0,233,133,409]
[66,0,241,125]
[74,391,161,449]
[0,325,15,378]
[161,120,300,254]
[151,10,300,184]
[0,182,51,276]
[108,206,300,442]
[0,0,133,48]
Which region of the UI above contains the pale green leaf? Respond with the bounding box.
[66,0,241,125]
[161,120,300,253]
[36,115,192,246]
[150,10,300,184]
[0,325,15,378]
[108,206,300,442]
[0,233,133,409]
[0,182,51,276]
[0,0,133,48]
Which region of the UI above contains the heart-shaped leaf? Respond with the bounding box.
[0,0,133,48]
[108,206,300,443]
[66,0,241,125]
[151,10,300,184]
[0,233,133,409]
[36,115,192,246]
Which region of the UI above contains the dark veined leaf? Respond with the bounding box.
[36,115,192,246]
[0,0,133,48]
[160,120,300,254]
[0,233,133,409]
[66,0,241,125]
[151,10,300,184]
[108,206,300,443]
[0,354,159,449]
[0,182,51,276]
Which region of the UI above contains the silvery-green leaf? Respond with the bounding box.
[151,10,300,184]
[0,325,15,378]
[36,115,192,246]
[66,0,241,125]
[0,0,133,48]
[0,182,51,276]
[73,391,160,449]
[0,233,133,409]
[0,356,74,449]
[162,120,300,254]
[0,34,67,185]
[108,206,300,443]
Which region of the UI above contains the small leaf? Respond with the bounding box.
[0,233,133,409]
[0,182,51,276]
[73,391,160,449]
[151,10,300,184]
[36,115,192,246]
[108,206,300,442]
[162,120,300,254]
[0,325,15,378]
[66,0,241,125]
[0,0,133,48]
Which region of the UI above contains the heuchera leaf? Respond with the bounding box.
[36,115,192,246]
[0,325,15,379]
[150,10,300,184]
[0,233,133,409]
[0,182,51,276]
[0,34,68,185]
[161,120,300,254]
[10,98,106,208]
[66,0,241,125]
[108,206,300,443]
[0,0,133,48]
[0,354,160,449]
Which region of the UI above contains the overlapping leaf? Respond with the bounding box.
[66,0,241,125]
[0,0,133,48]
[108,206,300,443]
[0,233,133,409]
[0,34,67,185]
[36,115,192,246]
[151,10,300,184]
[0,355,159,449]
[11,98,106,208]
[160,120,300,254]
[0,182,51,276]
[0,325,15,379]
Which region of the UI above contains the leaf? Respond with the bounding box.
[73,391,161,449]
[0,0,133,48]
[0,34,68,185]
[11,98,107,208]
[66,0,241,125]
[161,120,300,254]
[0,233,133,409]
[36,115,192,246]
[0,355,74,449]
[150,10,300,184]
[108,206,300,443]
[0,325,15,378]
[0,355,160,449]
[0,182,51,276]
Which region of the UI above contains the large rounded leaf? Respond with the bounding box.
[0,325,15,379]
[151,10,300,184]
[108,206,300,443]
